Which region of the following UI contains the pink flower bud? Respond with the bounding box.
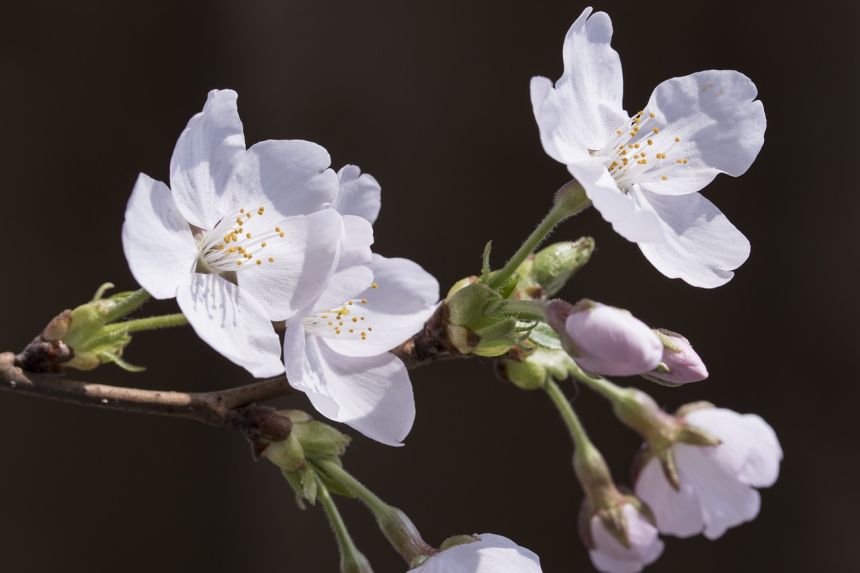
[550,300,662,376]
[644,330,708,386]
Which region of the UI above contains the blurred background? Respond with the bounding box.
[0,0,856,571]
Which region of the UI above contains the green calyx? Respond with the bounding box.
[262,410,353,508]
[444,282,533,357]
[62,285,152,372]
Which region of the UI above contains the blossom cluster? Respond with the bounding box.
[111,6,781,573]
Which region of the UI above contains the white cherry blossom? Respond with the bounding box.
[123,89,344,377]
[284,254,439,446]
[531,7,765,287]
[635,407,782,539]
[589,503,663,573]
[410,534,543,573]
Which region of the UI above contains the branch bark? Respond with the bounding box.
[0,305,460,431]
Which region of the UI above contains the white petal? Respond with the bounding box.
[285,325,414,446]
[311,265,375,314]
[674,445,761,540]
[337,215,374,271]
[237,209,343,321]
[634,187,750,288]
[737,414,783,488]
[169,89,246,229]
[335,165,381,223]
[323,255,439,357]
[684,407,754,474]
[121,173,197,299]
[589,504,663,573]
[635,457,704,538]
[531,8,627,165]
[223,139,339,217]
[570,164,663,243]
[176,273,284,378]
[413,533,543,573]
[640,70,766,196]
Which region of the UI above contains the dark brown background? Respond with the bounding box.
[0,1,856,571]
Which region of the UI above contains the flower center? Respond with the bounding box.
[302,282,380,341]
[596,110,688,191]
[197,206,285,273]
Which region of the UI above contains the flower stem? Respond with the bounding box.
[316,473,374,573]
[544,380,617,503]
[568,364,629,403]
[544,379,592,449]
[105,313,188,334]
[498,299,548,321]
[316,460,435,565]
[488,181,590,289]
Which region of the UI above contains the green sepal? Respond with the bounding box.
[527,322,562,350]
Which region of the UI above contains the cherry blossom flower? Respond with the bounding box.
[281,163,439,445]
[587,502,663,573]
[283,253,439,446]
[122,89,344,377]
[531,7,765,287]
[635,406,782,539]
[548,300,663,376]
[410,534,543,573]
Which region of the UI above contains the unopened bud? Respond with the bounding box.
[531,238,594,297]
[643,330,708,386]
[547,300,662,376]
[501,347,574,390]
[553,179,591,219]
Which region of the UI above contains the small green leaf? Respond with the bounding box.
[480,240,493,282]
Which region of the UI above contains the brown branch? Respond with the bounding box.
[0,305,461,433]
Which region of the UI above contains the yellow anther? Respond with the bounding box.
[348,329,354,334]
[661,176,668,181]
[275,227,282,233]
[236,260,243,266]
[335,328,341,335]
[268,257,275,263]
[647,139,653,145]
[368,327,373,331]
[279,232,285,238]
[649,112,656,119]
[652,127,660,134]
[634,143,640,149]
[256,260,262,265]
[257,207,265,215]
[674,136,681,142]
[371,282,379,289]
[261,242,267,248]
[360,298,368,304]
[246,233,252,239]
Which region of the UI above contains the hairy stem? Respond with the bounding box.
[317,459,435,564]
[105,313,189,334]
[316,474,374,573]
[488,181,590,289]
